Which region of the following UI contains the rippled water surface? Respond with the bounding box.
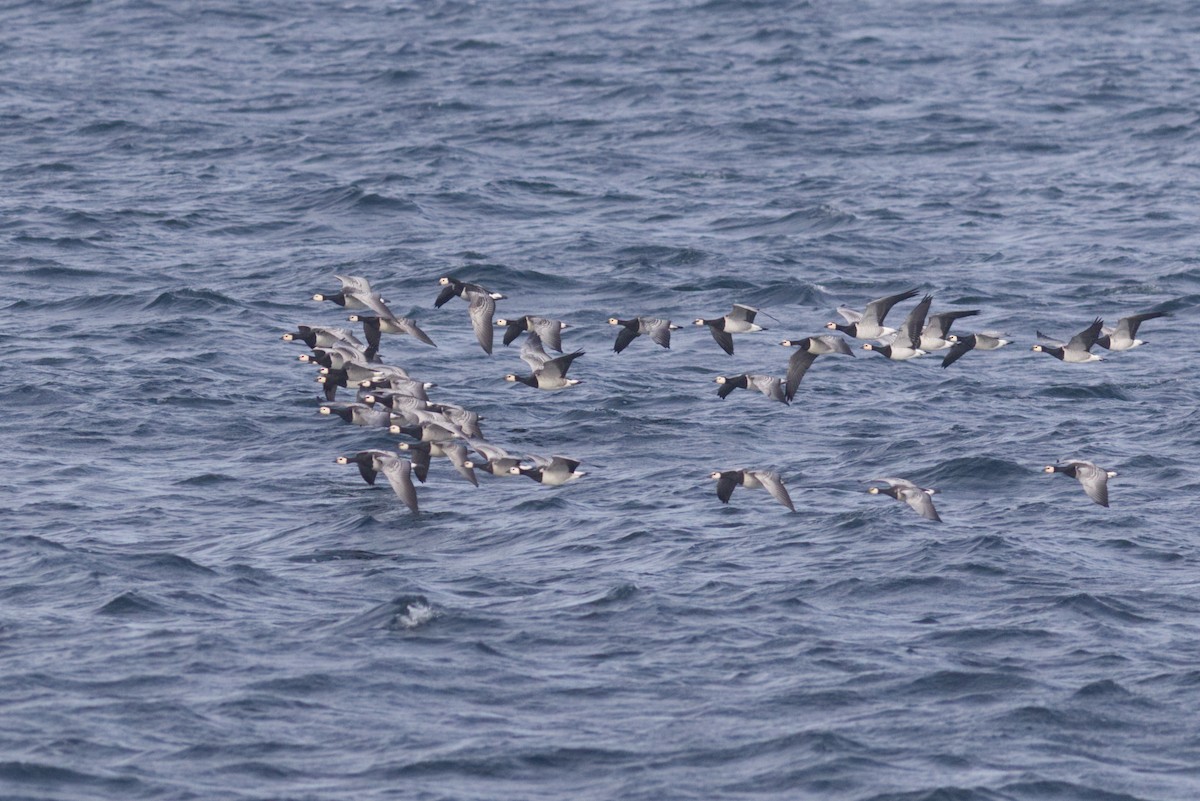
[4,1,1200,799]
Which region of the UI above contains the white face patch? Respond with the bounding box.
[439,277,450,285]
[504,375,517,381]
[715,376,727,384]
[1043,465,1055,473]
[868,487,880,494]
[312,294,325,301]
[336,457,349,464]
[319,407,332,414]
[608,318,619,325]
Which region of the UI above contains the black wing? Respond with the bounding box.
[613,326,639,353]
[709,326,735,355]
[941,335,977,369]
[785,349,818,402]
[501,319,525,346]
[716,471,739,504]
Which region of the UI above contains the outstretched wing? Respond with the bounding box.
[729,304,758,324]
[530,317,564,352]
[749,470,795,512]
[467,292,496,354]
[1116,311,1167,340]
[900,487,941,521]
[644,318,674,348]
[924,309,980,339]
[336,274,373,295]
[708,326,735,355]
[810,335,854,356]
[899,295,933,349]
[380,457,419,512]
[785,349,817,402]
[539,350,584,379]
[941,335,977,369]
[835,305,863,324]
[861,288,919,328]
[613,326,639,353]
[749,375,786,404]
[520,332,552,370]
[1064,460,1110,507]
[1067,318,1103,352]
[443,442,480,487]
[715,471,739,504]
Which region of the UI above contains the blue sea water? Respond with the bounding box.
[3,1,1200,799]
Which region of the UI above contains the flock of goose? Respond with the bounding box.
[284,274,1167,520]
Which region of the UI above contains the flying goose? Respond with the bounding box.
[505,350,585,390]
[1044,460,1117,507]
[1095,311,1168,351]
[920,307,981,351]
[868,478,941,521]
[434,276,506,308]
[694,303,765,355]
[467,440,523,478]
[608,316,680,352]
[319,403,391,428]
[398,441,479,486]
[335,450,395,486]
[347,313,436,349]
[509,455,586,485]
[862,294,932,360]
[710,469,795,511]
[313,274,397,318]
[378,454,419,513]
[778,335,855,401]
[941,330,1013,368]
[1032,318,1104,362]
[496,315,569,351]
[826,288,920,340]
[714,374,787,404]
[282,325,364,350]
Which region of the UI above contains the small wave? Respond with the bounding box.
[334,595,436,633]
[368,68,422,84]
[1050,593,1155,624]
[125,552,216,577]
[903,669,1033,697]
[142,287,244,312]
[710,205,858,236]
[998,779,1143,801]
[1072,678,1133,699]
[287,549,388,563]
[0,760,142,791]
[923,456,1032,487]
[96,591,166,617]
[173,472,238,486]
[1039,383,1133,401]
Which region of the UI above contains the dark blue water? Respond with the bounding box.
[4,1,1200,799]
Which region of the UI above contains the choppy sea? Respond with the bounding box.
[4,1,1200,799]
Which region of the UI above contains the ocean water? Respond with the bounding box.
[3,1,1200,799]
